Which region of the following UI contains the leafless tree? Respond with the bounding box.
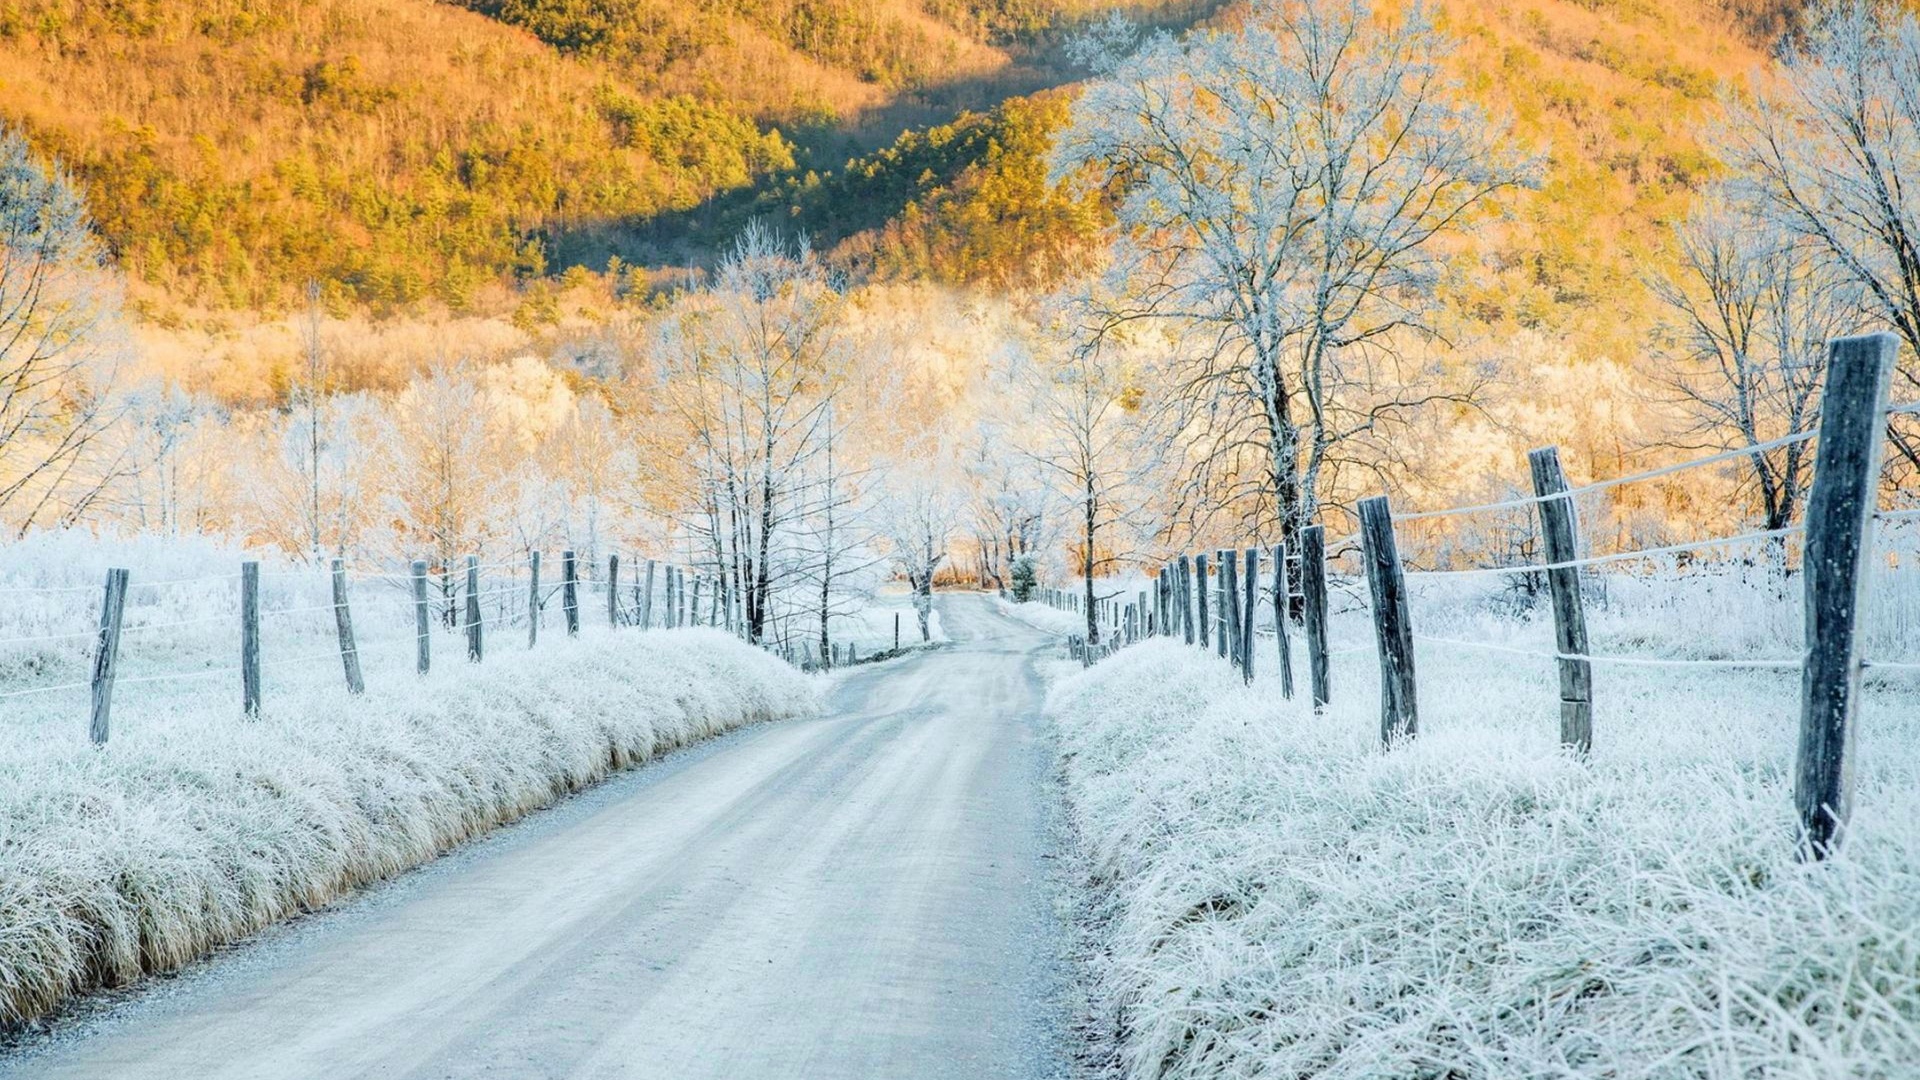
[1648,192,1863,533]
[0,124,128,535]
[1716,0,1920,465]
[1050,0,1534,548]
[882,477,960,642]
[1008,336,1159,646]
[645,222,854,645]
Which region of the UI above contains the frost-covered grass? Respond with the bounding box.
[994,595,1086,637]
[0,534,818,1025]
[1051,626,1920,1078]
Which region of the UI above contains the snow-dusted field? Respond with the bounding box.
[0,535,818,1026]
[1049,579,1920,1079]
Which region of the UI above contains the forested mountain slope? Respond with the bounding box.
[0,0,1794,341]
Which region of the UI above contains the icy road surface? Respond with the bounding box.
[1,595,1070,1079]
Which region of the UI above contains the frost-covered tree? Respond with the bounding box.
[1648,192,1863,532]
[0,124,126,534]
[646,223,856,645]
[1009,337,1155,646]
[881,477,959,642]
[1718,0,1920,388]
[1051,0,1534,546]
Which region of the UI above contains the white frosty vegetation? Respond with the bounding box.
[0,608,816,1024]
[1049,612,1920,1078]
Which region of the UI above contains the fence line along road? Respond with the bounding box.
[1039,331,1908,862]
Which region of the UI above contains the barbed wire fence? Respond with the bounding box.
[1038,331,1911,861]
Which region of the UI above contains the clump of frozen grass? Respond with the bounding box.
[0,627,817,1025]
[1051,636,1920,1079]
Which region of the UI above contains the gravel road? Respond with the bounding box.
[0,594,1070,1080]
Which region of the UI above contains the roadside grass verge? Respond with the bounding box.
[1049,638,1920,1079]
[0,628,816,1025]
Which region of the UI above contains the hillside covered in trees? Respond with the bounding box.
[0,0,1793,344]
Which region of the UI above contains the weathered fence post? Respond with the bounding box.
[894,612,901,652]
[692,576,705,627]
[563,549,579,637]
[1797,331,1897,859]
[1272,544,1294,699]
[1302,525,1331,708]
[89,568,129,745]
[527,551,542,649]
[240,561,262,717]
[1196,552,1210,649]
[464,555,483,662]
[1358,497,1417,744]
[412,559,431,673]
[1529,446,1593,754]
[608,554,621,627]
[1221,548,1241,670]
[666,567,678,628]
[642,559,657,629]
[332,558,365,694]
[1179,554,1195,645]
[1242,547,1259,684]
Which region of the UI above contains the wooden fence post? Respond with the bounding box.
[241,561,261,716]
[643,559,657,628]
[692,576,705,627]
[1221,547,1240,669]
[464,554,482,662]
[1272,544,1294,699]
[412,559,430,673]
[1302,525,1331,708]
[1797,331,1898,859]
[608,554,621,627]
[1529,446,1593,754]
[1195,552,1210,649]
[332,558,365,694]
[1242,547,1259,684]
[89,568,129,745]
[894,612,900,652]
[1179,555,1195,644]
[563,549,579,637]
[1358,497,1417,744]
[666,567,678,628]
[527,551,542,649]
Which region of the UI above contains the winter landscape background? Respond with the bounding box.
[2,0,1919,1076]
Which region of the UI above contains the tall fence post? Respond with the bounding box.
[666,567,678,629]
[1272,543,1294,699]
[1302,525,1331,708]
[1179,554,1195,645]
[608,554,621,627]
[1797,331,1897,859]
[1358,497,1416,744]
[1196,552,1210,650]
[692,576,705,628]
[412,559,431,674]
[465,554,483,662]
[643,559,657,629]
[241,561,261,716]
[332,558,365,694]
[527,551,542,649]
[563,549,579,637]
[89,568,129,745]
[1221,548,1240,669]
[1529,446,1593,754]
[1242,547,1259,684]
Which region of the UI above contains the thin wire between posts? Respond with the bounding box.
[1405,525,1804,580]
[1395,428,1821,524]
[1412,633,1804,669]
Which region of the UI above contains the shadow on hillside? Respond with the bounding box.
[544,0,1229,276]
